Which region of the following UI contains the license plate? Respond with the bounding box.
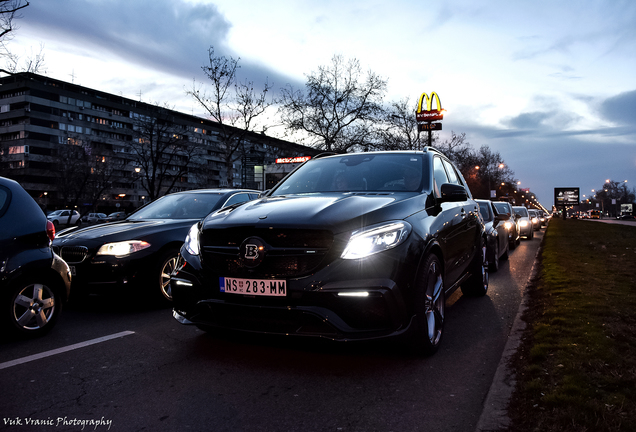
[220,277,286,297]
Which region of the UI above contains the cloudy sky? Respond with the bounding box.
[8,0,636,208]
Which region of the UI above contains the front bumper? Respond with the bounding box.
[171,245,419,342]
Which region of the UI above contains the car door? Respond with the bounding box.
[430,156,470,285]
[442,158,480,278]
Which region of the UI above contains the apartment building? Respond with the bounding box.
[0,72,319,213]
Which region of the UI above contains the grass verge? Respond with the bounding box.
[507,218,636,432]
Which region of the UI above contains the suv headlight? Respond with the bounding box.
[96,240,151,257]
[184,223,200,256]
[341,221,411,259]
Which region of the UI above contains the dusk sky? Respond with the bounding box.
[8,0,636,208]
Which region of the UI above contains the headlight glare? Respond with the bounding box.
[185,223,200,256]
[341,222,411,259]
[96,240,151,257]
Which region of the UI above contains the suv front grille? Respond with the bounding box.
[201,227,334,278]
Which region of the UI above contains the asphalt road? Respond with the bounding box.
[0,230,543,432]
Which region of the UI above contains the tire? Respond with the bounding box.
[155,249,180,302]
[461,239,489,297]
[406,254,445,356]
[489,242,499,272]
[4,278,62,338]
[501,239,509,261]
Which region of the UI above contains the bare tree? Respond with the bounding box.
[5,42,45,73]
[0,0,28,41]
[54,136,122,221]
[129,105,205,201]
[0,0,28,60]
[187,47,274,187]
[375,97,422,151]
[278,55,387,153]
[435,131,472,165]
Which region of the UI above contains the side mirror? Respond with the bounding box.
[439,183,468,202]
[495,213,510,222]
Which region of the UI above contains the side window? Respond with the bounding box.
[442,159,460,185]
[433,157,449,198]
[224,193,251,207]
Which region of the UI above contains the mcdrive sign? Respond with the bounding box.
[554,187,580,206]
[416,92,444,122]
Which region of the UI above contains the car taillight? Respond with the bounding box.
[46,220,56,241]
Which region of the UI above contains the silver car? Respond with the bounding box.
[512,206,534,240]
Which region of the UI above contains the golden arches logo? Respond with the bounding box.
[417,92,442,113]
[416,92,444,122]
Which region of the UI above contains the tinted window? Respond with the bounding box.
[433,157,449,197]
[128,193,224,220]
[478,201,493,222]
[493,202,511,215]
[442,159,460,185]
[271,154,426,195]
[513,207,529,217]
[224,193,252,207]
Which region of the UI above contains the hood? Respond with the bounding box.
[203,193,428,233]
[53,218,197,245]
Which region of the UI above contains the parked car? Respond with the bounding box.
[513,206,534,239]
[53,189,259,302]
[476,200,509,272]
[81,213,107,224]
[492,201,520,249]
[104,211,127,222]
[0,176,71,338]
[47,209,80,228]
[528,209,541,231]
[171,150,488,356]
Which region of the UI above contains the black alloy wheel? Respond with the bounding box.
[408,254,445,356]
[461,239,489,297]
[489,242,500,272]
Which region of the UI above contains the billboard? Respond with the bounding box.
[554,187,580,207]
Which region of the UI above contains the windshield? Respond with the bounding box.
[493,202,510,215]
[271,153,426,196]
[513,207,529,217]
[127,193,224,220]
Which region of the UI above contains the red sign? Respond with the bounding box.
[416,111,444,122]
[275,156,312,164]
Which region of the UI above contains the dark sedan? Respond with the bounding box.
[0,176,71,338]
[476,199,510,272]
[171,150,488,355]
[53,189,259,302]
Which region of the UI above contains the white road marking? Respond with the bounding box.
[0,331,135,370]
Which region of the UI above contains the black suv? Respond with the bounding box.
[171,150,487,355]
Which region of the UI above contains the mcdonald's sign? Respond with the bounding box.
[416,91,444,122]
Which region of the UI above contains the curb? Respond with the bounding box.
[475,235,544,432]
